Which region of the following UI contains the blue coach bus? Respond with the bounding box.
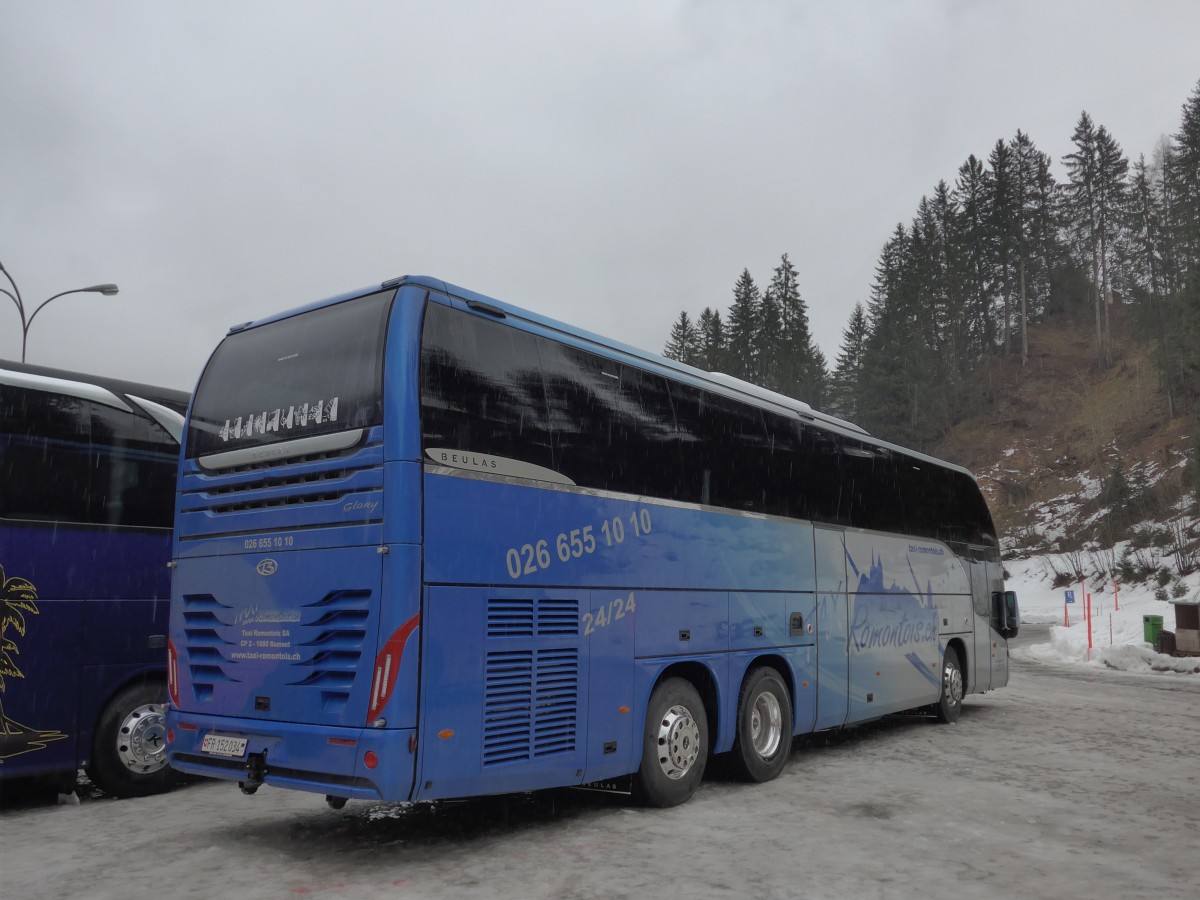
[1,361,187,798]
[166,275,1018,808]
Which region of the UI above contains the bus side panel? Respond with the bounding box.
[582,587,638,783]
[1,525,170,780]
[728,591,817,739]
[0,594,82,779]
[844,531,962,721]
[422,472,816,592]
[725,646,817,748]
[416,585,589,801]
[814,527,850,731]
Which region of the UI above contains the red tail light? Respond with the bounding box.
[367,614,420,722]
[167,638,181,707]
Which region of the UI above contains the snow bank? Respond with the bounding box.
[1006,555,1200,675]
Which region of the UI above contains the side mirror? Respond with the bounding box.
[993,590,1020,639]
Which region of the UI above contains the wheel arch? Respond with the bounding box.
[78,666,168,764]
[737,653,796,726]
[650,660,720,751]
[944,637,969,695]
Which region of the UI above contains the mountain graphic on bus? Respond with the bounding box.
[846,546,942,687]
[0,565,67,762]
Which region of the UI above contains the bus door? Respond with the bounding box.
[416,585,589,801]
[968,559,994,692]
[813,526,849,731]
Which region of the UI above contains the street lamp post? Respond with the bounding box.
[1,259,118,363]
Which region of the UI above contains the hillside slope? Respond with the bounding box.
[928,304,1198,590]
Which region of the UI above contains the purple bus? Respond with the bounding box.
[1,360,187,797]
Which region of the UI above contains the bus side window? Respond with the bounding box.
[419,304,554,473]
[671,384,770,512]
[89,402,179,528]
[538,342,680,497]
[0,388,93,523]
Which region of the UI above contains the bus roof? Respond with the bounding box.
[0,359,191,414]
[222,274,978,482]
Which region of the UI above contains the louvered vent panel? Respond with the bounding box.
[533,649,579,757]
[537,598,580,636]
[483,648,578,766]
[486,597,579,638]
[180,594,238,698]
[487,599,535,637]
[483,651,534,765]
[290,590,371,712]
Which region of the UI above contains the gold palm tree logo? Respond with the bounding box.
[1,564,66,759]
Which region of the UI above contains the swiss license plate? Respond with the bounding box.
[200,733,248,758]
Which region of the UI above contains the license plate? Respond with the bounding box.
[201,734,248,758]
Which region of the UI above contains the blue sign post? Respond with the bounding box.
[1065,590,1076,604]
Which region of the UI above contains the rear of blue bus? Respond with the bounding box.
[166,282,425,801]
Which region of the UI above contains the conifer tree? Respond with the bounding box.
[988,138,1020,356]
[829,302,868,420]
[952,154,996,360]
[1064,112,1128,368]
[1126,152,1178,417]
[1167,81,1200,400]
[664,310,700,364]
[768,253,823,402]
[726,269,761,381]
[1170,79,1200,273]
[758,285,783,389]
[696,306,726,372]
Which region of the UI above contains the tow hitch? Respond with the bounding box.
[239,750,268,795]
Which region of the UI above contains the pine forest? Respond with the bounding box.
[662,80,1200,480]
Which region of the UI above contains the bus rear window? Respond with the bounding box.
[186,290,393,459]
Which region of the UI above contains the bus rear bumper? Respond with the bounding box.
[166,709,415,802]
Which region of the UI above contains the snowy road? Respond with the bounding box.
[4,626,1199,900]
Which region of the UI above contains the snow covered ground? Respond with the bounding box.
[5,632,1200,900]
[1006,556,1200,675]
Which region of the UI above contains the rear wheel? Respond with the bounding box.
[633,678,708,808]
[730,667,793,783]
[933,647,964,724]
[86,681,174,798]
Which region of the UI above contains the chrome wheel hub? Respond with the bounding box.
[943,661,964,708]
[749,690,783,759]
[655,704,701,780]
[116,702,168,773]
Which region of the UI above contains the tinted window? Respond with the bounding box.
[187,290,393,458]
[90,402,179,527]
[1,388,177,527]
[760,411,804,518]
[417,300,995,545]
[673,383,771,510]
[540,341,679,496]
[420,302,554,472]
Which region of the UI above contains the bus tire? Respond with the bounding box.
[933,646,964,724]
[633,677,708,808]
[730,666,792,783]
[86,681,174,798]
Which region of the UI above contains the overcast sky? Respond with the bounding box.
[2,1,1198,392]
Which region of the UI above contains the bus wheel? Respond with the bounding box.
[731,666,793,783]
[87,682,174,798]
[933,647,964,724]
[633,678,708,808]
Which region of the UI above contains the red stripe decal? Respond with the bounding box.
[366,613,420,722]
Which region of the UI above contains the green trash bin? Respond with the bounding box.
[1143,615,1164,645]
